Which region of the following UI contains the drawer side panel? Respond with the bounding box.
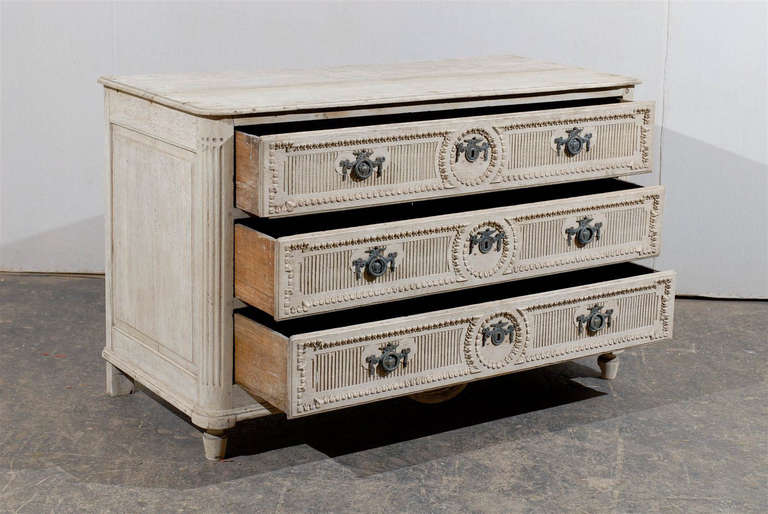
[234,314,289,411]
[234,225,276,316]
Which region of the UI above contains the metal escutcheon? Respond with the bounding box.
[456,136,490,163]
[566,217,602,246]
[576,305,614,335]
[469,228,505,254]
[352,246,397,279]
[366,342,410,376]
[554,127,592,156]
[339,150,385,180]
[482,321,515,346]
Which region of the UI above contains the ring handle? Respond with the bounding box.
[481,321,515,346]
[566,217,602,246]
[554,127,592,156]
[352,246,397,280]
[339,150,385,181]
[366,342,410,376]
[576,304,614,335]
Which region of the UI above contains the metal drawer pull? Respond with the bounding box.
[456,136,490,163]
[366,342,410,376]
[469,228,505,254]
[353,246,397,279]
[339,150,385,181]
[482,321,515,346]
[555,127,592,156]
[577,304,614,335]
[566,216,602,246]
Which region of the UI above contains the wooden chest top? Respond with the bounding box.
[97,55,639,117]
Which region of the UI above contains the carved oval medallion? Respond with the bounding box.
[465,311,525,370]
[441,127,500,186]
[458,221,513,279]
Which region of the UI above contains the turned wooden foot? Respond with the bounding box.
[202,430,227,460]
[598,352,620,380]
[106,362,135,396]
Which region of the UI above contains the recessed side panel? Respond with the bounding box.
[111,125,197,370]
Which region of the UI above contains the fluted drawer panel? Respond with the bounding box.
[517,206,648,260]
[507,121,637,169]
[234,269,675,418]
[235,101,653,217]
[235,185,664,320]
[284,140,442,195]
[299,235,453,295]
[529,291,659,350]
[312,326,466,392]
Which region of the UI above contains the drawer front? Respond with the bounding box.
[237,186,664,319]
[282,270,675,417]
[236,101,653,217]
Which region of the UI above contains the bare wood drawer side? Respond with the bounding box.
[235,270,675,417]
[235,185,664,320]
[236,101,653,217]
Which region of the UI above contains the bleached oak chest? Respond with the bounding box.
[99,55,675,460]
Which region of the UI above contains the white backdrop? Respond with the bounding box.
[1,1,766,298]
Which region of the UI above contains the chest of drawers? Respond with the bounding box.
[99,56,675,460]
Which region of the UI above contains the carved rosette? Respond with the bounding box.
[464,311,526,371]
[440,126,502,187]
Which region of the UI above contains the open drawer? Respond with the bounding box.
[235,100,653,217]
[235,179,664,320]
[235,263,675,418]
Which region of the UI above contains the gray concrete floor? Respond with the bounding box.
[1,273,766,513]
